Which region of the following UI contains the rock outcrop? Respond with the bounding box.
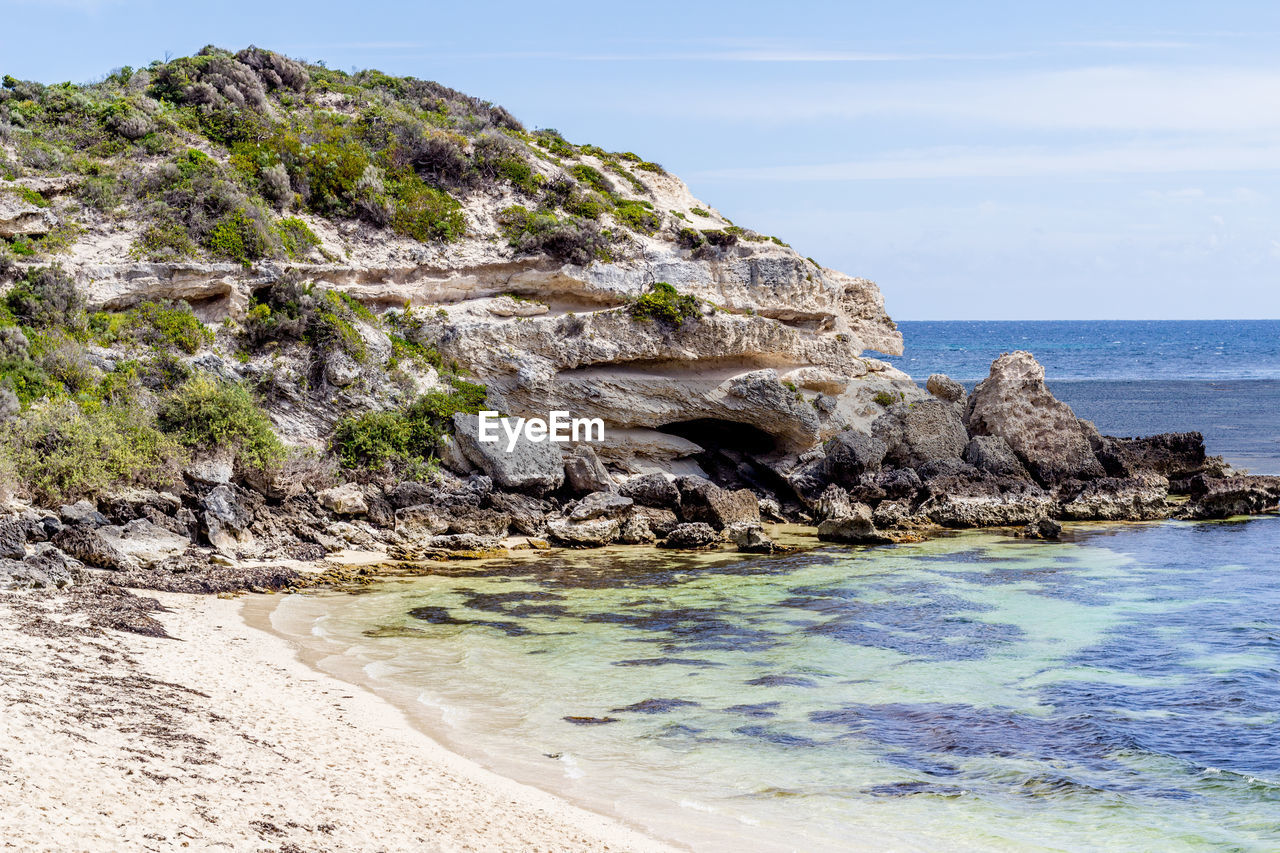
[965,351,1106,485]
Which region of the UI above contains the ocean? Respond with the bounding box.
[268,320,1280,852]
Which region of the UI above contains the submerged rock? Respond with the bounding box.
[1020,518,1063,540]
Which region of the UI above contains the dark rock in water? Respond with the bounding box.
[966,351,1105,485]
[816,503,893,545]
[1094,432,1207,480]
[658,522,720,550]
[865,781,967,798]
[675,476,759,529]
[1057,474,1170,521]
[1181,475,1280,519]
[616,513,657,544]
[963,435,1030,479]
[563,444,613,495]
[52,525,134,571]
[813,484,854,523]
[1020,518,1063,540]
[619,473,681,510]
[926,373,966,404]
[873,498,922,530]
[563,716,620,725]
[0,519,26,559]
[873,399,968,469]
[59,499,109,528]
[609,698,701,714]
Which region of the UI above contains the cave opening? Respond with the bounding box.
[657,419,788,496]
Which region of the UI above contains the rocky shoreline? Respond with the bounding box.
[3,350,1276,608]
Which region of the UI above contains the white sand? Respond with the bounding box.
[0,591,678,852]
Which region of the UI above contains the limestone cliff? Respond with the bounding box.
[0,46,909,474]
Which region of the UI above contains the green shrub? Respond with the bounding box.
[872,391,897,407]
[90,300,212,354]
[613,199,660,235]
[157,375,284,473]
[4,266,84,329]
[387,173,466,242]
[276,216,320,259]
[628,281,700,326]
[208,208,273,264]
[690,207,710,217]
[570,163,613,195]
[331,377,485,475]
[496,205,608,265]
[0,401,186,505]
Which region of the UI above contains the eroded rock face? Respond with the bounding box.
[1058,475,1170,521]
[963,435,1030,479]
[873,400,968,469]
[926,373,965,404]
[318,483,368,516]
[1182,475,1280,519]
[816,502,891,544]
[0,191,58,238]
[564,445,613,495]
[966,351,1105,485]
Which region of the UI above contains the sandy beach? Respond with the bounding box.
[0,587,677,853]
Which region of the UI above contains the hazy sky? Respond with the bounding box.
[3,0,1279,319]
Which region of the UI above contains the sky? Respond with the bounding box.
[2,0,1279,320]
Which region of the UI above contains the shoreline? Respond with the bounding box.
[0,587,679,853]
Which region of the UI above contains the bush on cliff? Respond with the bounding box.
[157,375,284,473]
[628,281,700,326]
[497,205,609,265]
[0,400,185,505]
[331,377,486,477]
[4,266,85,330]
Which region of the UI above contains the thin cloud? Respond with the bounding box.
[692,142,1280,181]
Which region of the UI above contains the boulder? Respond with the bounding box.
[726,522,782,554]
[819,431,887,486]
[0,192,58,238]
[203,484,255,554]
[619,473,681,510]
[487,492,551,536]
[59,499,109,528]
[921,486,1056,528]
[452,413,565,494]
[873,400,968,468]
[814,484,854,522]
[926,373,966,404]
[1057,475,1170,521]
[875,467,923,500]
[617,514,657,544]
[0,552,78,590]
[52,526,136,571]
[658,522,720,550]
[96,519,192,568]
[563,445,613,495]
[395,504,450,540]
[965,351,1105,485]
[0,518,26,559]
[1094,432,1208,479]
[546,516,620,547]
[675,476,760,529]
[816,502,892,544]
[568,491,634,522]
[963,435,1030,479]
[437,434,476,475]
[318,483,368,516]
[446,508,512,538]
[630,506,680,538]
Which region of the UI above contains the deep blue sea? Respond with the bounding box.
[876,320,1280,474]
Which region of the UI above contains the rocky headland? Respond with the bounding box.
[0,47,1277,600]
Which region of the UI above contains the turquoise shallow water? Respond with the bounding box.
[272,518,1280,852]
